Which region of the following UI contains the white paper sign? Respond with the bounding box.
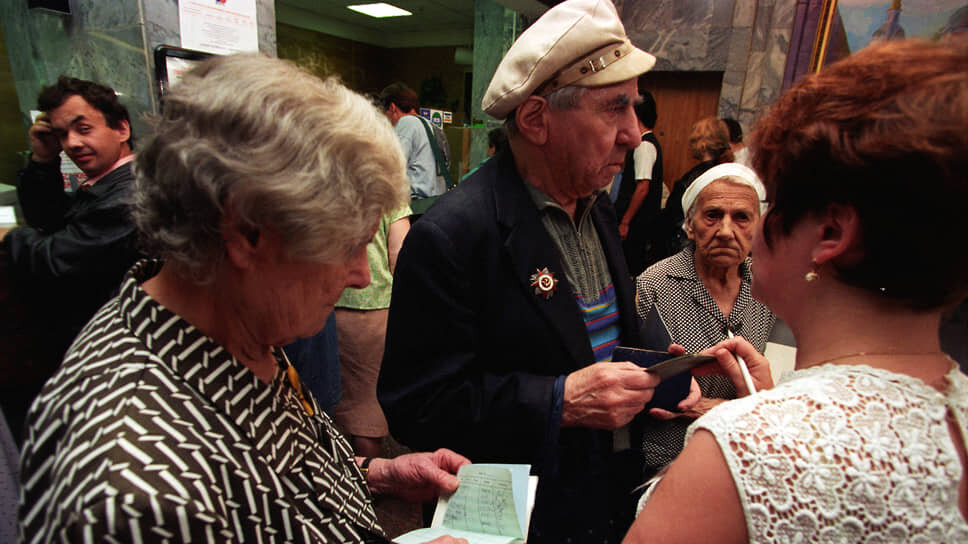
[179,0,259,55]
[0,206,16,226]
[165,57,201,90]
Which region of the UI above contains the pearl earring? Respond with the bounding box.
[805,260,819,282]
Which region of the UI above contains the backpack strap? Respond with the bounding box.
[416,115,456,190]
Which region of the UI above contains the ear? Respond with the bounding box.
[683,217,696,240]
[811,204,862,267]
[221,204,261,271]
[515,95,550,146]
[114,119,131,145]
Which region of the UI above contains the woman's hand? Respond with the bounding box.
[693,337,774,395]
[364,448,471,503]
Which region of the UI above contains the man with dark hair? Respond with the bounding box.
[614,90,663,276]
[0,76,141,438]
[722,117,750,166]
[461,127,509,181]
[380,82,444,201]
[486,126,508,156]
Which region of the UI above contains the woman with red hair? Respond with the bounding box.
[626,39,968,543]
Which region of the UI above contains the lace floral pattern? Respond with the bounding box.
[692,363,968,543]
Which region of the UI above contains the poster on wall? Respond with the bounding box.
[838,0,965,51]
[814,0,967,70]
[420,108,453,129]
[179,0,259,55]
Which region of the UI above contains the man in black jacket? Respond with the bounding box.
[614,91,663,276]
[379,1,687,542]
[0,77,140,441]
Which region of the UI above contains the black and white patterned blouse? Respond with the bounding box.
[18,260,384,543]
[634,246,776,476]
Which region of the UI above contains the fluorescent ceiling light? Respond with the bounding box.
[347,3,412,18]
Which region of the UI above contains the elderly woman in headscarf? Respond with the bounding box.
[18,54,468,544]
[634,163,777,480]
[649,117,734,264]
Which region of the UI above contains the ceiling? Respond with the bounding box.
[276,0,555,49]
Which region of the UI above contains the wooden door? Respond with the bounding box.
[637,71,724,192]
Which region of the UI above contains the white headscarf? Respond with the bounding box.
[680,162,767,232]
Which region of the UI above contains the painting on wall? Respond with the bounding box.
[812,0,967,71]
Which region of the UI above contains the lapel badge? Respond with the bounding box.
[530,267,558,300]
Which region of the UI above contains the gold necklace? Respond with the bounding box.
[814,351,947,366]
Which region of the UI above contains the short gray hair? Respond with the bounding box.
[134,54,408,283]
[504,85,588,137]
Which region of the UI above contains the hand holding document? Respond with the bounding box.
[395,464,538,544]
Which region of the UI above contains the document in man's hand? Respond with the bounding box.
[393,464,538,544]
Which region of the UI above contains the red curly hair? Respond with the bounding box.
[751,39,968,309]
[689,117,734,162]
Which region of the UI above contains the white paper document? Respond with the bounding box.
[179,0,258,55]
[0,206,16,226]
[395,464,537,544]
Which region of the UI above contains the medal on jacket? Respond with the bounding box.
[530,267,558,300]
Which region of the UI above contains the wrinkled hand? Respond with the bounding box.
[691,337,774,395]
[28,113,60,164]
[562,361,659,429]
[366,448,470,503]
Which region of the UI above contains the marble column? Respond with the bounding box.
[0,0,151,137]
[469,0,523,171]
[722,0,797,132]
[615,0,797,137]
[0,0,276,139]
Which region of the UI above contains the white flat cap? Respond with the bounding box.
[482,0,656,120]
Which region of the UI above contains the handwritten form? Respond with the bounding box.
[394,464,534,544]
[444,465,522,537]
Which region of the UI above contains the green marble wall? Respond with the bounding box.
[0,0,152,142]
[468,0,522,171]
[0,0,276,156]
[0,23,26,186]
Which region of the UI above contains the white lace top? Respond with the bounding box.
[690,363,968,543]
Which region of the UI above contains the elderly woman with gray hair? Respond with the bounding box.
[17,54,468,544]
[634,163,778,480]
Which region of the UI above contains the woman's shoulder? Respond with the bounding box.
[693,362,959,450]
[693,366,860,427]
[691,363,968,542]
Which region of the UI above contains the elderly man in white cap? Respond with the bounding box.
[379,1,685,541]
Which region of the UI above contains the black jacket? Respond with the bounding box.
[4,159,141,352]
[379,150,642,542]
